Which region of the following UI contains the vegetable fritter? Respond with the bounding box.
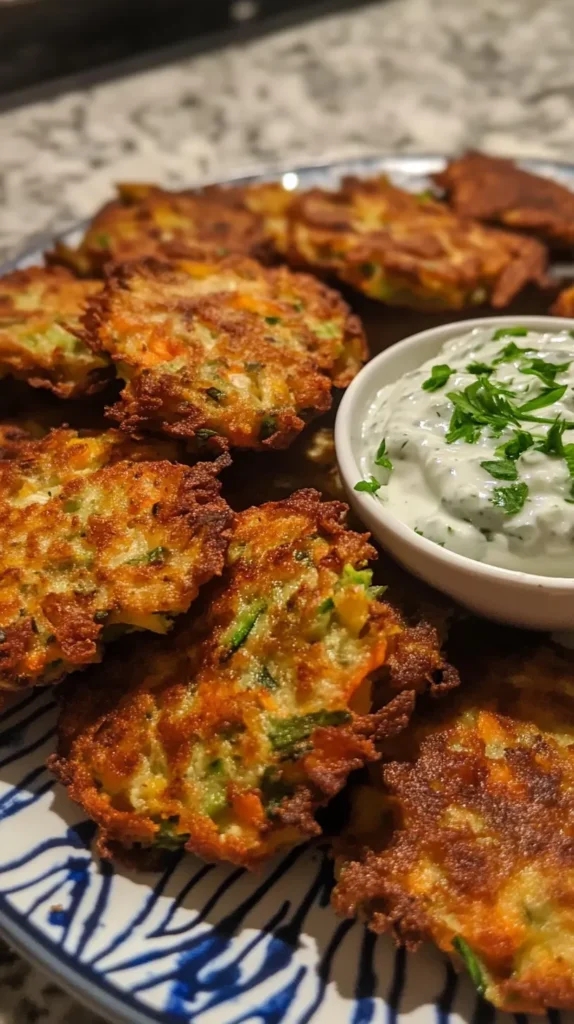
[0,428,232,690]
[435,151,574,247]
[84,253,366,449]
[276,175,549,310]
[0,266,110,397]
[48,182,280,276]
[49,489,456,868]
[551,283,574,317]
[332,643,574,1014]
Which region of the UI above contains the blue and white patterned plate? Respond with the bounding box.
[2,155,574,1024]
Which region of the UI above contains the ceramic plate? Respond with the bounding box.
[2,155,574,1024]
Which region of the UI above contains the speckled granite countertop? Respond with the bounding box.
[1,0,574,1019]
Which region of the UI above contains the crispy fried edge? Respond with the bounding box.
[48,488,458,868]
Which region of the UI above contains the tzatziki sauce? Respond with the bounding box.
[358,325,574,577]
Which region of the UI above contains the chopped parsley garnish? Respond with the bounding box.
[446,378,518,441]
[452,937,487,997]
[491,482,528,516]
[480,459,518,481]
[422,363,455,392]
[354,476,380,494]
[492,326,528,340]
[374,438,393,471]
[494,430,535,460]
[492,340,535,364]
[466,361,493,376]
[535,418,566,456]
[516,384,567,413]
[520,357,570,387]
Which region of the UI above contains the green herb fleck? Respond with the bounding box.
[224,599,266,657]
[494,430,534,460]
[196,428,218,442]
[260,767,293,816]
[480,459,518,481]
[265,316,281,325]
[374,438,393,471]
[63,498,81,514]
[492,326,529,340]
[268,710,352,757]
[155,819,190,851]
[491,482,528,516]
[318,596,335,614]
[466,362,493,376]
[422,363,455,392]
[258,666,279,691]
[313,320,340,339]
[354,476,380,494]
[452,937,487,996]
[206,386,224,402]
[259,415,277,440]
[517,384,567,414]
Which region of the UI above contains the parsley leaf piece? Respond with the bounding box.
[374,438,393,471]
[535,418,566,456]
[480,459,518,481]
[494,430,535,460]
[491,482,528,516]
[445,407,481,444]
[492,340,535,365]
[492,326,529,340]
[354,476,380,494]
[466,361,493,376]
[517,385,567,414]
[520,357,570,387]
[422,364,455,392]
[565,443,574,479]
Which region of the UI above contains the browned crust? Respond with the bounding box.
[46,183,281,276]
[82,253,365,449]
[332,644,574,1014]
[435,150,574,247]
[551,283,574,317]
[0,266,111,398]
[49,488,457,869]
[0,428,233,690]
[275,175,550,310]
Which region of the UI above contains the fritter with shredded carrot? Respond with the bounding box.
[0,428,232,690]
[47,182,283,276]
[276,175,549,310]
[435,151,574,247]
[49,489,456,868]
[84,252,366,449]
[332,643,574,1014]
[0,266,110,398]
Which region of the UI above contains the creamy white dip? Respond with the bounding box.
[359,325,574,577]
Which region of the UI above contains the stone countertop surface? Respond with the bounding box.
[1,0,574,1019]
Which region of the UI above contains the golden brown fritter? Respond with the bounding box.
[276,175,549,310]
[551,283,574,317]
[0,266,110,398]
[435,151,574,247]
[332,643,574,1014]
[49,489,456,869]
[0,428,232,691]
[47,182,282,276]
[84,252,366,450]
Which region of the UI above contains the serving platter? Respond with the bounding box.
[2,154,574,1024]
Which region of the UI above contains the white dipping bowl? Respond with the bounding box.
[335,315,574,631]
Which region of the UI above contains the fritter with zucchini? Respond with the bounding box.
[49,489,456,868]
[0,428,232,691]
[332,643,574,1014]
[551,283,574,317]
[435,151,574,247]
[277,175,549,310]
[48,182,281,276]
[84,253,366,449]
[0,266,110,397]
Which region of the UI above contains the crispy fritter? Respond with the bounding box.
[277,175,549,310]
[49,489,456,868]
[551,283,574,317]
[47,182,281,276]
[0,266,110,398]
[0,428,232,690]
[435,151,574,247]
[84,253,366,449]
[332,643,574,1014]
